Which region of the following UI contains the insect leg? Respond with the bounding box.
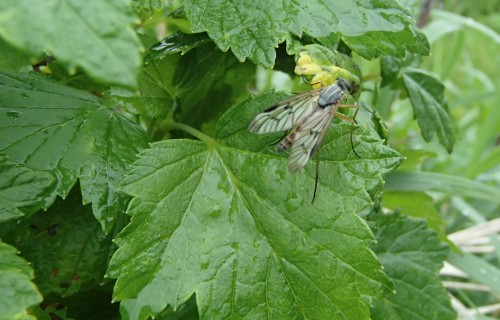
[312,146,320,204]
[334,106,361,158]
[337,104,359,124]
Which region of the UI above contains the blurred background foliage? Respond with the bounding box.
[383,0,500,318]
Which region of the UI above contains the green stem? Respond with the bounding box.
[165,121,216,146]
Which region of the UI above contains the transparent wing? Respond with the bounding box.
[287,105,339,172]
[248,90,321,134]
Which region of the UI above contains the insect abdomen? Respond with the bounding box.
[276,132,295,152]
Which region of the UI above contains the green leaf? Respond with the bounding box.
[108,93,403,319]
[0,71,149,232]
[132,0,163,16]
[371,214,456,320]
[343,24,429,60]
[0,155,56,223]
[0,241,42,320]
[116,41,255,137]
[385,171,500,204]
[183,0,429,67]
[60,283,119,319]
[0,0,143,87]
[382,191,446,240]
[401,68,455,152]
[0,39,31,72]
[396,149,436,172]
[3,187,115,296]
[447,250,500,296]
[380,55,402,87]
[146,32,212,61]
[31,304,72,320]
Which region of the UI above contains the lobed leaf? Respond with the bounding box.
[108,92,403,319]
[183,0,429,67]
[0,0,143,87]
[371,213,456,320]
[0,241,42,320]
[0,71,149,232]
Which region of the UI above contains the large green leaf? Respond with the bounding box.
[0,71,149,232]
[402,68,455,152]
[371,214,456,320]
[0,0,143,87]
[2,187,115,297]
[0,241,42,320]
[108,93,403,319]
[183,0,429,67]
[0,155,56,223]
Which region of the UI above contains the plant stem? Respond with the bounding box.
[165,121,216,146]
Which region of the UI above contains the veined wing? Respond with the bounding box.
[287,104,339,172]
[248,89,321,134]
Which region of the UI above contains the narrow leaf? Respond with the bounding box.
[0,71,149,232]
[402,68,455,152]
[385,171,500,204]
[447,251,500,296]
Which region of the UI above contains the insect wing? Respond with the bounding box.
[248,90,321,134]
[287,104,338,172]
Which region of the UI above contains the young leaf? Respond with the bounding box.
[0,241,42,320]
[0,71,149,232]
[0,0,143,87]
[370,213,456,320]
[108,93,403,319]
[0,155,56,223]
[2,187,115,297]
[183,0,429,67]
[402,68,455,152]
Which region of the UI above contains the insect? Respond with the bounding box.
[248,77,359,202]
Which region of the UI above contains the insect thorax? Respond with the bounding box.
[318,85,343,108]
